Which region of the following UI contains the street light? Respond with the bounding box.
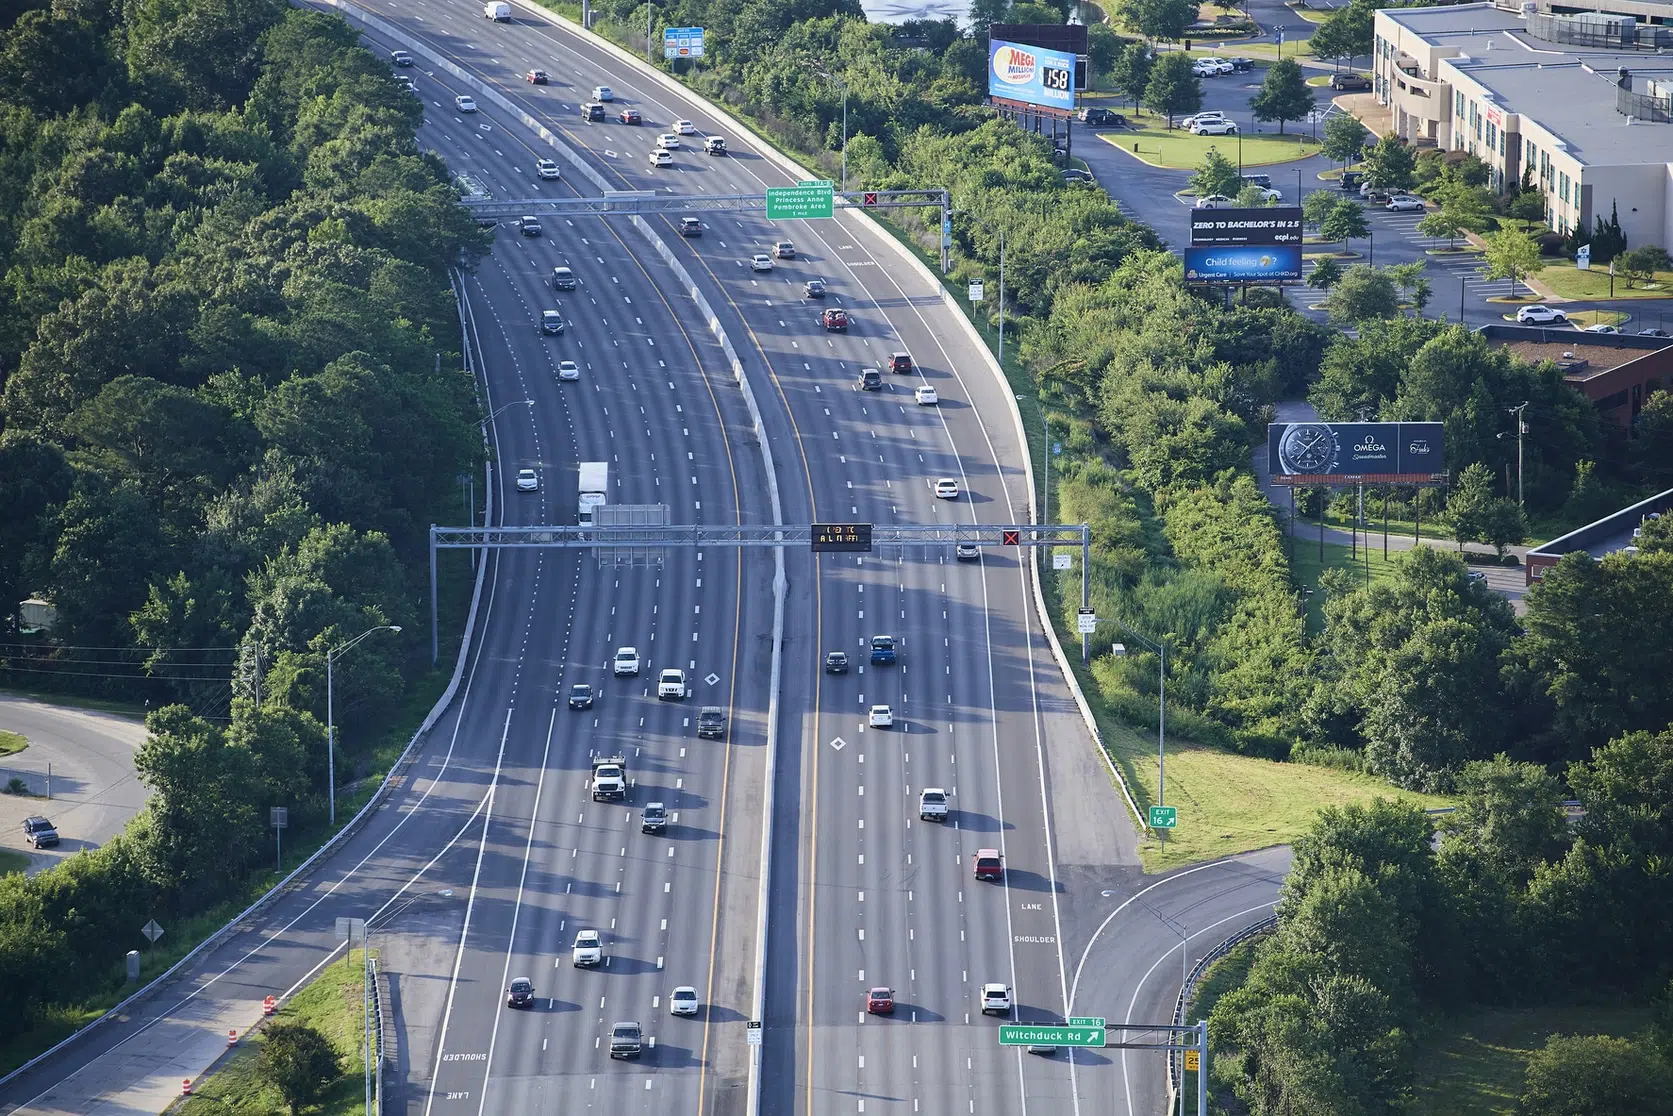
[1507,401,1529,506]
[484,398,534,426]
[1110,624,1167,830]
[326,624,402,825]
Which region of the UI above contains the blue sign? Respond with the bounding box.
[1267,421,1446,481]
[1183,245,1302,283]
[988,38,1076,111]
[663,26,705,60]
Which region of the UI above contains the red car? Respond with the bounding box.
[974,849,1003,881]
[619,107,641,124]
[526,69,548,84]
[821,307,848,332]
[866,987,895,1014]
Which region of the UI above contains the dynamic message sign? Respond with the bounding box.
[811,523,873,552]
[1183,245,1303,283]
[988,38,1076,111]
[1268,421,1447,484]
[1189,206,1304,247]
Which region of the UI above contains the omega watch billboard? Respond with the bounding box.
[1267,421,1446,484]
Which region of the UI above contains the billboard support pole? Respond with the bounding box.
[1415,491,1422,544]
[1318,489,1325,565]
[1383,487,1390,560]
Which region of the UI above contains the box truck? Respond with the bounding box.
[578,461,608,523]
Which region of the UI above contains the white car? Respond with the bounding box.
[750,254,774,272]
[1191,119,1238,136]
[1386,194,1426,212]
[934,478,960,499]
[657,668,687,700]
[516,468,538,492]
[1583,322,1620,334]
[1250,186,1284,203]
[1182,111,1226,128]
[572,930,603,966]
[592,85,613,102]
[674,119,697,135]
[1517,304,1568,324]
[656,133,680,149]
[1192,58,1233,76]
[648,149,673,167]
[1194,195,1233,209]
[454,95,478,113]
[670,986,699,1015]
[869,704,894,728]
[613,647,641,676]
[535,158,561,179]
[980,983,1013,1015]
[915,385,939,405]
[557,359,580,381]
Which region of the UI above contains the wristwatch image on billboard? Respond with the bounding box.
[1276,422,1340,475]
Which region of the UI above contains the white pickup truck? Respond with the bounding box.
[918,787,949,822]
[591,756,627,800]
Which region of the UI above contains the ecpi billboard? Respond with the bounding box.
[1268,421,1447,483]
[1184,245,1303,283]
[988,38,1076,111]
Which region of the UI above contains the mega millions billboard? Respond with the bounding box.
[1184,245,1303,283]
[988,38,1076,111]
[1268,421,1447,484]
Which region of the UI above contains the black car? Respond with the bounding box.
[516,216,542,237]
[856,369,882,391]
[804,279,826,299]
[551,266,577,290]
[678,217,703,237]
[1079,107,1126,126]
[23,816,58,848]
[1330,72,1373,91]
[1227,57,1254,72]
[568,683,594,709]
[582,101,605,121]
[506,977,535,1008]
[1339,170,1364,192]
[824,650,849,674]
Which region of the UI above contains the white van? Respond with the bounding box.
[484,1,511,20]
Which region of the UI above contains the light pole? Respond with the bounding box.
[1110,624,1167,829]
[1507,401,1529,505]
[326,624,402,825]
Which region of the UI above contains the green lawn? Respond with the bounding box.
[1214,38,1315,60]
[1412,1005,1651,1116]
[1104,115,1321,170]
[0,848,29,875]
[0,730,26,757]
[1289,540,1406,631]
[172,949,377,1114]
[1537,262,1673,302]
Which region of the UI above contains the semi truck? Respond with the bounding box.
[578,461,608,523]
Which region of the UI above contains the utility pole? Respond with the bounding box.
[1508,401,1529,506]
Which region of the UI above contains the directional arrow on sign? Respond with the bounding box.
[828,736,847,751]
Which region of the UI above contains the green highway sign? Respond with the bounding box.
[798,179,832,187]
[999,1025,1106,1048]
[766,183,834,220]
[1149,806,1178,829]
[1068,1016,1105,1028]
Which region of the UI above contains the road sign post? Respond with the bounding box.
[1149,805,1178,829]
[765,183,834,220]
[998,1024,1106,1047]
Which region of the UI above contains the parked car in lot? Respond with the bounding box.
[1182,111,1226,129]
[1386,194,1426,212]
[1190,118,1238,136]
[1195,195,1234,209]
[1079,107,1127,126]
[1517,304,1569,324]
[1330,72,1373,91]
[1583,323,1621,334]
[22,816,58,848]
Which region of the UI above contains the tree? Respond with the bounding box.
[1507,186,1546,232]
[1125,0,1197,42]
[1478,227,1545,297]
[1438,754,1568,879]
[1234,182,1275,207]
[967,0,1010,36]
[1386,261,1428,313]
[1417,183,1491,249]
[1086,23,1124,80]
[1008,1,1060,21]
[1444,461,1497,548]
[133,707,264,900]
[1249,59,1315,135]
[1322,113,1371,167]
[1477,497,1527,558]
[1109,42,1154,110]
[1142,51,1202,126]
[257,1021,344,1113]
[1588,200,1627,263]
[1519,1034,1673,1116]
[1320,197,1370,254]
[1617,245,1671,289]
[1327,265,1399,325]
[1303,188,1342,231]
[1308,0,1374,61]
[1634,391,1673,487]
[1189,146,1242,200]
[1307,256,1344,293]
[1361,134,1417,191]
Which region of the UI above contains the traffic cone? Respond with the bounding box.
[262,995,276,1015]
[228,1028,238,1047]
[181,1078,192,1095]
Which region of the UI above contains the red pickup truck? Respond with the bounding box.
[821,307,848,332]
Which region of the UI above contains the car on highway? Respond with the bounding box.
[656,132,680,149]
[390,49,413,67]
[592,85,613,102]
[641,802,667,833]
[1190,118,1238,136]
[516,468,538,492]
[697,706,726,738]
[609,1021,642,1058]
[678,216,703,237]
[454,95,477,113]
[889,351,914,375]
[1583,322,1621,334]
[919,787,949,821]
[1386,194,1426,212]
[557,359,580,381]
[517,216,543,237]
[1329,72,1373,91]
[393,73,416,93]
[613,647,641,675]
[1079,107,1127,126]
[869,704,894,728]
[648,149,673,167]
[619,107,641,124]
[869,635,896,665]
[772,240,796,259]
[572,929,604,966]
[867,987,895,1014]
[1194,195,1234,209]
[674,119,697,135]
[973,849,1004,880]
[821,307,848,331]
[582,101,605,121]
[22,816,58,848]
[824,650,849,674]
[934,477,960,499]
[535,158,560,180]
[705,136,728,155]
[506,977,535,1008]
[956,542,980,560]
[750,254,774,272]
[551,266,577,290]
[658,668,687,700]
[567,683,594,709]
[540,309,564,334]
[915,385,939,405]
[1517,304,1569,324]
[670,986,699,1015]
[856,368,882,391]
[804,279,826,298]
[981,983,1012,1015]
[526,68,548,84]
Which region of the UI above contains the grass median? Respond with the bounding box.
[0,729,26,756]
[1536,263,1673,302]
[1106,115,1321,170]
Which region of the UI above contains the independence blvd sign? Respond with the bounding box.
[765,182,834,220]
[999,1024,1106,1047]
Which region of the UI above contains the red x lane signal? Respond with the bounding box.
[863,192,878,207]
[1002,530,1021,546]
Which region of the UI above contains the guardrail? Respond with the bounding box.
[1166,914,1278,1114]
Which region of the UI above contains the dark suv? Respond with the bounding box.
[856,368,882,391]
[23,816,59,848]
[1079,107,1126,126]
[678,217,703,237]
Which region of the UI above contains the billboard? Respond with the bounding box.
[1184,245,1303,283]
[991,24,1089,90]
[1189,207,1304,247]
[1268,422,1447,484]
[989,38,1076,111]
[663,26,704,59]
